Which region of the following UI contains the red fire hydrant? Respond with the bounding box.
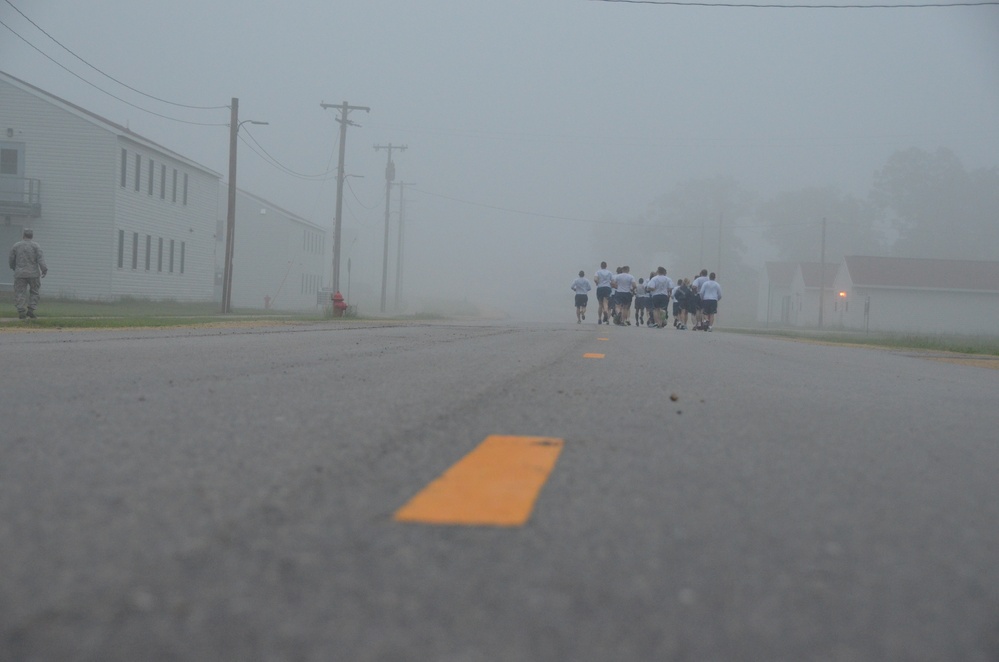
[332,291,348,317]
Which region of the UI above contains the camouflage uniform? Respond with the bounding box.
[8,236,48,318]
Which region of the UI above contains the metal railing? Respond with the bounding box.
[0,177,42,218]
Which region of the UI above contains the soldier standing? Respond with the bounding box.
[8,228,48,319]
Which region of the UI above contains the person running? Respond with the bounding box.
[698,272,722,331]
[634,277,650,326]
[570,270,592,323]
[645,266,673,328]
[674,278,692,330]
[646,272,657,326]
[691,269,709,330]
[672,278,687,329]
[611,266,636,325]
[593,261,614,324]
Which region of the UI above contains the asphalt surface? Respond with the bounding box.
[1,319,997,661]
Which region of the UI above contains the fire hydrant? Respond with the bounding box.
[332,291,348,317]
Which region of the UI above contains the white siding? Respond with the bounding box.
[221,189,327,311]
[1,73,220,301]
[1,79,116,298]
[111,142,218,301]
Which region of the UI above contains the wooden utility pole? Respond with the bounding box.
[394,181,416,310]
[321,101,369,295]
[819,217,827,327]
[221,98,239,314]
[221,100,267,312]
[374,143,406,312]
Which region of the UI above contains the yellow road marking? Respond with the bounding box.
[393,435,564,527]
[583,353,605,358]
[597,337,609,341]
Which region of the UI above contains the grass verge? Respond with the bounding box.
[727,327,999,357]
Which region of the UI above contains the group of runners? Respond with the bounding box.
[570,262,722,331]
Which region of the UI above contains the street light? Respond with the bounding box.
[221,96,268,314]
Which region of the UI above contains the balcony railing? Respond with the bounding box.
[0,177,42,218]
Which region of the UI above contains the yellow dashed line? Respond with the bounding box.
[393,435,564,527]
[584,353,605,358]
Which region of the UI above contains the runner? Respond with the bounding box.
[593,261,614,325]
[645,266,673,329]
[611,266,636,325]
[698,272,722,331]
[570,270,592,324]
[634,277,650,326]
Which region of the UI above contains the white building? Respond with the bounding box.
[758,262,837,328]
[1,70,220,301]
[220,188,327,311]
[832,256,999,335]
[757,262,797,326]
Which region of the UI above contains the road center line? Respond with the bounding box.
[393,435,564,527]
[583,353,605,358]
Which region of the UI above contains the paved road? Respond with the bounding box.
[1,320,997,661]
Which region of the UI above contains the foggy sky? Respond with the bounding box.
[2,0,997,319]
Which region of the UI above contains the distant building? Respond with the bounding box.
[2,70,327,310]
[219,188,327,311]
[757,262,797,326]
[832,256,999,335]
[757,261,837,327]
[788,262,839,328]
[1,69,220,301]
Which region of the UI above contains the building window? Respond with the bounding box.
[132,232,139,269]
[117,230,124,268]
[157,237,163,272]
[134,154,141,191]
[169,240,175,273]
[180,242,185,274]
[172,169,177,202]
[145,235,151,271]
[120,148,127,187]
[183,173,188,205]
[148,158,154,195]
[160,164,166,199]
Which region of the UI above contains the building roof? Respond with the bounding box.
[798,263,838,289]
[1,69,221,177]
[235,188,326,233]
[843,255,999,293]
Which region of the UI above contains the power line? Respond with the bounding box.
[4,0,228,110]
[240,127,338,180]
[0,18,227,126]
[591,0,999,7]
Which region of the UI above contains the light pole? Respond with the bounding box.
[221,97,267,313]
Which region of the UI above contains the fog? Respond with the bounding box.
[2,0,997,322]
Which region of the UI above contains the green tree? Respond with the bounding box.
[870,147,999,260]
[754,187,884,263]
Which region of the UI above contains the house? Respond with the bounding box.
[757,262,797,326]
[757,261,837,327]
[831,256,999,334]
[788,262,839,327]
[220,188,327,311]
[1,70,221,301]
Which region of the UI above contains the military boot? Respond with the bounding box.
[26,309,37,319]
